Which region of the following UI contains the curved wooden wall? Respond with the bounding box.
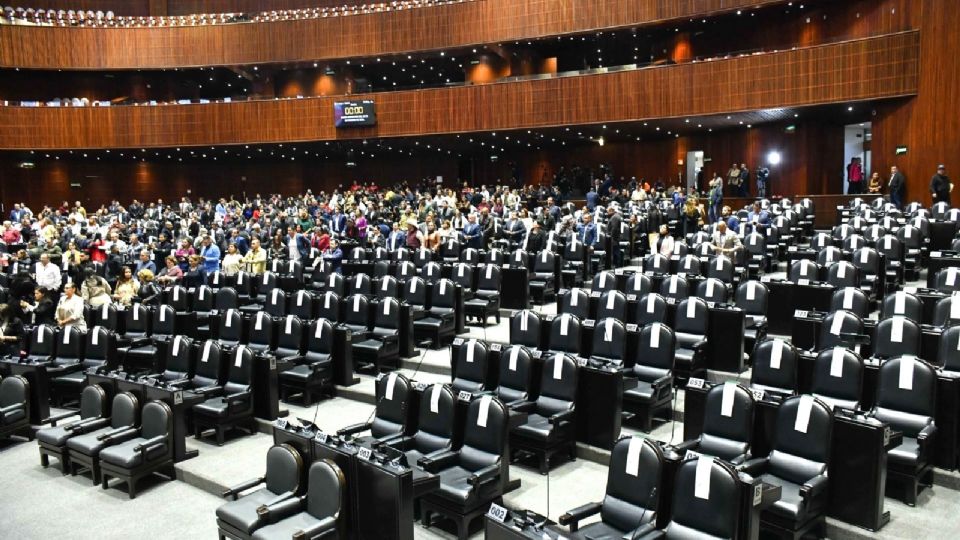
[0,32,920,150]
[0,0,789,69]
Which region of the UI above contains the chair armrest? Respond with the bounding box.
[100,426,138,444]
[467,462,501,487]
[292,516,337,540]
[194,385,223,397]
[66,417,109,433]
[0,403,22,420]
[801,474,829,502]
[504,398,532,409]
[43,410,79,426]
[418,449,460,472]
[224,391,252,415]
[381,434,413,451]
[918,423,937,442]
[652,375,673,391]
[558,501,601,530]
[672,438,700,454]
[692,340,708,353]
[222,476,266,500]
[337,422,372,438]
[738,457,768,475]
[135,435,169,461]
[510,400,537,414]
[549,408,576,425]
[918,423,938,457]
[256,495,304,524]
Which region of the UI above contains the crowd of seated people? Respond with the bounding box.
[0,0,474,27]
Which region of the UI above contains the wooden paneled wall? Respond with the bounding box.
[0,33,921,151]
[0,0,792,69]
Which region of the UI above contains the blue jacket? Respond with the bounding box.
[577,222,598,246]
[388,231,407,251]
[586,190,599,211]
[463,223,483,249]
[322,247,344,272]
[200,244,221,274]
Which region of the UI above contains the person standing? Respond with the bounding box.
[847,157,864,194]
[199,235,221,274]
[931,164,952,205]
[55,281,87,333]
[606,206,623,266]
[34,253,62,294]
[889,166,906,209]
[738,163,750,197]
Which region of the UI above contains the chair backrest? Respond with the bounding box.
[317,292,341,323]
[343,294,370,328]
[816,246,843,267]
[214,286,239,310]
[548,313,581,354]
[141,400,172,441]
[217,308,244,342]
[109,391,140,430]
[532,251,555,274]
[591,270,617,292]
[125,303,151,334]
[659,275,689,300]
[667,457,741,539]
[751,338,798,394]
[265,443,304,495]
[633,323,674,380]
[167,285,190,311]
[307,318,334,356]
[192,285,214,311]
[677,254,702,276]
[289,290,314,320]
[768,395,832,484]
[509,309,541,349]
[936,267,960,294]
[788,259,819,283]
[476,264,501,292]
[817,310,863,350]
[536,354,578,416]
[829,287,869,318]
[874,315,921,358]
[675,297,708,335]
[305,459,345,521]
[559,288,590,320]
[264,287,287,317]
[84,326,112,364]
[600,437,663,531]
[706,255,734,282]
[91,302,118,330]
[430,279,456,311]
[826,261,859,288]
[595,290,627,322]
[811,347,864,410]
[225,345,254,392]
[275,315,303,352]
[372,373,411,439]
[460,395,508,472]
[644,253,668,273]
[422,262,443,282]
[939,326,960,371]
[403,277,427,307]
[496,345,534,404]
[29,324,57,357]
[695,277,728,304]
[460,248,479,264]
[485,248,504,266]
[57,326,85,360]
[700,382,754,462]
[450,263,473,291]
[325,273,346,297]
[873,356,937,437]
[194,340,223,385]
[79,384,108,420]
[152,304,176,335]
[626,273,652,295]
[413,384,455,455]
[0,375,29,411]
[452,340,488,393]
[591,318,626,362]
[881,291,923,323]
[633,293,666,327]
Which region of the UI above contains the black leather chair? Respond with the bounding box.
[414,279,457,348]
[123,302,152,342]
[495,345,534,407]
[181,339,225,397]
[817,309,864,351]
[673,297,709,381]
[271,315,304,363]
[750,338,798,397]
[217,308,245,349]
[193,344,255,445]
[66,391,140,484]
[250,459,346,540]
[560,437,663,538]
[547,313,582,356]
[419,395,508,540]
[939,325,960,371]
[590,317,626,365]
[591,270,617,293]
[659,274,689,301]
[450,263,474,300]
[559,288,590,320]
[529,251,557,304]
[676,382,754,464]
[0,374,30,440]
[871,316,921,360]
[316,292,341,323]
[595,290,627,322]
[511,354,578,473]
[402,276,428,320]
[52,326,116,394]
[451,339,489,395]
[38,384,108,472]
[288,290,315,321]
[217,443,305,540]
[707,254,736,283]
[509,309,542,349]
[740,395,832,539]
[246,311,276,355]
[465,264,501,325]
[324,273,346,298]
[148,334,194,384]
[644,253,669,274]
[789,259,820,284]
[626,272,652,296]
[866,356,938,505]
[90,302,120,333]
[22,324,56,363]
[263,287,287,318]
[347,273,373,298]
[385,383,456,493]
[640,457,743,539]
[829,287,870,319]
[279,318,335,406]
[352,297,401,372]
[623,323,675,432]
[338,373,412,443]
[881,291,924,323]
[99,400,175,498]
[634,292,667,327]
[935,267,960,294]
[736,280,769,352]
[341,294,371,340]
[695,277,728,304]
[810,347,864,411]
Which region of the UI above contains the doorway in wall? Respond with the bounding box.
[686,151,704,193]
[843,123,872,194]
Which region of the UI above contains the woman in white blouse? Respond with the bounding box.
[221,243,244,276]
[56,281,87,332]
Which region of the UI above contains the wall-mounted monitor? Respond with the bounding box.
[334,100,376,127]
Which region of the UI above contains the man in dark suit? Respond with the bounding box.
[462,213,483,250]
[503,211,526,247]
[931,164,951,205]
[889,166,906,209]
[606,206,623,266]
[387,222,406,251]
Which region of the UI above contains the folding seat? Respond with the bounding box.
[0,375,30,440]
[414,279,457,347]
[414,247,434,269]
[419,396,508,540]
[934,267,960,294]
[216,308,245,349]
[695,277,728,304]
[706,254,735,283]
[340,294,371,339]
[591,318,626,365]
[316,291,341,323]
[402,276,428,319]
[246,312,275,355]
[495,345,534,407]
[510,309,542,349]
[22,324,56,363]
[750,338,798,397]
[99,400,174,498]
[659,274,689,301]
[817,310,864,350]
[279,318,334,406]
[250,459,346,540]
[870,315,921,360]
[625,272,652,296]
[451,339,489,395]
[559,437,664,537]
[450,263,474,300]
[810,347,864,411]
[529,251,556,304]
[672,298,709,381]
[352,297,401,372]
[643,253,669,274]
[262,287,287,318]
[288,289,315,321]
[52,326,116,394]
[66,391,140,484]
[740,395,832,539]
[829,287,870,319]
[595,290,627,322]
[216,444,305,540]
[193,345,255,445]
[788,259,820,283]
[38,384,109,472]
[647,457,743,539]
[622,323,675,432]
[634,293,667,327]
[464,264,501,325]
[675,382,754,464]
[339,372,412,442]
[385,383,455,489]
[547,313,582,357]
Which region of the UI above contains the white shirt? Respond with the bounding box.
[35,262,62,290]
[287,235,300,261]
